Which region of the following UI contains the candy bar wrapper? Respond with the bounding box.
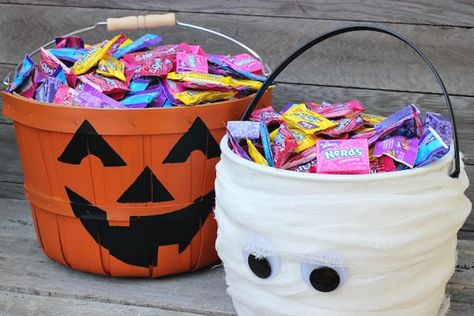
[148,85,168,108]
[55,36,84,49]
[173,90,236,106]
[160,79,184,105]
[16,75,38,99]
[176,52,208,73]
[179,81,232,91]
[370,155,396,174]
[227,77,262,91]
[316,139,370,174]
[9,54,35,92]
[289,159,317,173]
[424,112,452,146]
[290,128,319,153]
[72,34,122,75]
[272,124,297,167]
[53,85,78,106]
[220,65,266,82]
[261,122,275,167]
[79,72,129,94]
[227,121,261,139]
[129,78,151,93]
[227,131,251,161]
[39,48,71,79]
[361,113,386,127]
[96,55,126,81]
[113,34,163,59]
[282,103,336,135]
[167,72,230,90]
[107,33,128,55]
[415,127,449,167]
[120,92,159,108]
[35,76,63,103]
[369,104,422,144]
[322,115,365,138]
[224,53,262,74]
[250,106,283,124]
[316,100,365,118]
[123,44,178,64]
[246,138,268,166]
[76,83,126,108]
[138,57,175,77]
[48,48,87,63]
[373,136,418,168]
[280,146,317,170]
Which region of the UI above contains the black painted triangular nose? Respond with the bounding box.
[117,166,174,203]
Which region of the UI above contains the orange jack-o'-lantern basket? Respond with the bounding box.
[2,14,272,277]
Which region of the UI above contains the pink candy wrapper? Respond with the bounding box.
[317,139,370,174]
[316,100,365,118]
[79,72,129,94]
[271,124,297,168]
[176,52,208,73]
[224,53,262,74]
[373,136,418,168]
[138,57,175,76]
[322,115,365,137]
[370,155,396,174]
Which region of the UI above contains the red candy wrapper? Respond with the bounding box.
[138,57,175,76]
[370,156,396,174]
[79,72,129,94]
[271,124,297,167]
[322,115,365,138]
[280,146,318,170]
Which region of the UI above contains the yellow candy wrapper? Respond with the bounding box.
[282,103,336,135]
[290,128,319,153]
[269,128,279,141]
[173,90,236,106]
[73,34,121,75]
[167,72,262,91]
[96,55,126,81]
[246,138,268,166]
[361,113,386,127]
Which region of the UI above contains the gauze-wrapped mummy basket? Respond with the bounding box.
[214,26,472,316]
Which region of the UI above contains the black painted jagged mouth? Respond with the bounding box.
[65,187,215,267]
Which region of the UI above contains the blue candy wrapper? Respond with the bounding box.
[260,122,275,167]
[113,34,163,58]
[34,77,63,103]
[129,78,152,93]
[424,112,452,146]
[9,54,35,91]
[120,91,159,108]
[415,127,449,167]
[48,48,87,62]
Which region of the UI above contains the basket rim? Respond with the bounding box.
[219,135,456,182]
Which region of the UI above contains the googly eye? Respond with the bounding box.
[301,263,346,292]
[242,249,279,279]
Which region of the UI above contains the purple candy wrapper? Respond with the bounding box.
[373,136,418,168]
[227,130,251,161]
[35,76,63,103]
[76,83,126,108]
[55,36,84,49]
[424,112,452,146]
[369,104,423,145]
[227,121,261,139]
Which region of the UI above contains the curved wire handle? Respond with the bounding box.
[242,25,460,178]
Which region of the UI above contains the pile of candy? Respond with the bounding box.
[227,100,452,174]
[8,33,266,108]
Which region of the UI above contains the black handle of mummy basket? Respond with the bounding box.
[242,25,460,178]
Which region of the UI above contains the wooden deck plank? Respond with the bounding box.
[0,4,472,95]
[0,291,205,316]
[0,197,472,315]
[3,0,473,27]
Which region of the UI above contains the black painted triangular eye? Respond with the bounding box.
[117,166,174,203]
[58,120,126,167]
[163,117,220,164]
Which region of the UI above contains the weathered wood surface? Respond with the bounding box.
[0,291,205,316]
[0,197,472,315]
[0,4,473,95]
[3,0,473,27]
